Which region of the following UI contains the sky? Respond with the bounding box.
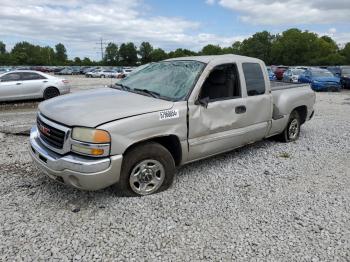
[0,0,349,60]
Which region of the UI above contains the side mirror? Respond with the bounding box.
[195,97,210,108]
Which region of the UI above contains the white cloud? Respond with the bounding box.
[216,0,350,25]
[0,0,245,59]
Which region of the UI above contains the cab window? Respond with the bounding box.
[199,64,241,101]
[242,63,266,96]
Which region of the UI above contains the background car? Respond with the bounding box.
[87,69,117,78]
[0,70,70,101]
[327,66,350,89]
[273,66,289,80]
[116,68,134,79]
[299,68,341,91]
[283,68,305,83]
[267,67,276,80]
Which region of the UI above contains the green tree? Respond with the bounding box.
[341,43,350,64]
[231,41,242,55]
[139,42,153,64]
[82,57,93,66]
[55,43,67,64]
[119,42,138,66]
[0,41,6,54]
[201,44,222,55]
[104,42,119,65]
[74,57,82,65]
[168,48,197,58]
[150,48,167,62]
[240,31,274,64]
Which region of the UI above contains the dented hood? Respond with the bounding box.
[39,88,174,127]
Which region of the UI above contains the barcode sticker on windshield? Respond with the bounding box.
[159,109,179,120]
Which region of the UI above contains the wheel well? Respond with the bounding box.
[293,106,307,124]
[44,86,60,94]
[125,135,182,166]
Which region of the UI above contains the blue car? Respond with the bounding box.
[267,67,276,80]
[298,68,341,92]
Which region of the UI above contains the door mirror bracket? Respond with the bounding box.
[195,97,210,108]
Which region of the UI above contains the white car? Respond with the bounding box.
[0,70,70,102]
[116,68,134,79]
[88,70,117,78]
[283,68,306,83]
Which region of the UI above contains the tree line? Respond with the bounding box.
[1,28,350,66]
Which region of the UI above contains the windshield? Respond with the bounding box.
[116,61,205,101]
[342,68,350,75]
[291,69,304,75]
[311,70,333,77]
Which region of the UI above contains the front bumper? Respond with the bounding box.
[311,82,340,91]
[29,126,123,191]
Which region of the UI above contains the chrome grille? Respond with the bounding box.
[36,114,71,154]
[37,117,65,149]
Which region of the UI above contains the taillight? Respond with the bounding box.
[62,80,69,84]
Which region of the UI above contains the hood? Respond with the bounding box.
[311,76,340,83]
[39,88,174,127]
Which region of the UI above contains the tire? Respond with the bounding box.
[101,75,105,78]
[117,142,175,196]
[43,87,60,100]
[277,110,301,142]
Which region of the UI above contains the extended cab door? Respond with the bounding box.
[187,62,272,162]
[241,62,272,142]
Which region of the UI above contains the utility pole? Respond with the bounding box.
[95,38,108,61]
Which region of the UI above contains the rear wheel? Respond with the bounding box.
[277,111,301,142]
[43,87,60,100]
[117,142,175,196]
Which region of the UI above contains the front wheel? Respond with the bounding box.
[277,111,301,142]
[117,142,175,196]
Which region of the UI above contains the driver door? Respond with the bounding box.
[187,64,251,160]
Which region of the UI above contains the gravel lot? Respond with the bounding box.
[0,79,349,261]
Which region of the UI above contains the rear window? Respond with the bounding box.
[242,63,266,96]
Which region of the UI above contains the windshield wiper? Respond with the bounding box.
[112,83,131,91]
[134,88,161,98]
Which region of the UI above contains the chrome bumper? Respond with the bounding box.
[29,126,123,190]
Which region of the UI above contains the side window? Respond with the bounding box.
[199,64,241,101]
[242,63,266,96]
[0,73,21,82]
[21,72,46,81]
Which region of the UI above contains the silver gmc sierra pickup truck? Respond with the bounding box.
[29,55,315,196]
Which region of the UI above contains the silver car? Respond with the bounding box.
[283,68,306,83]
[89,70,117,78]
[0,70,70,101]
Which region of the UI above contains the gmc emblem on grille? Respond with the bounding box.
[38,124,50,136]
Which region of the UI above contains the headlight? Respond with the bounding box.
[71,127,111,157]
[72,127,110,143]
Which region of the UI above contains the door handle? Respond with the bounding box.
[235,105,246,114]
[16,82,22,85]
[43,80,48,83]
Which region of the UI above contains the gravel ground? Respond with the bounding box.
[0,89,350,261]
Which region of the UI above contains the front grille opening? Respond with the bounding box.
[39,154,47,163]
[37,117,65,149]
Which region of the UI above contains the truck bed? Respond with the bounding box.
[270,81,309,91]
